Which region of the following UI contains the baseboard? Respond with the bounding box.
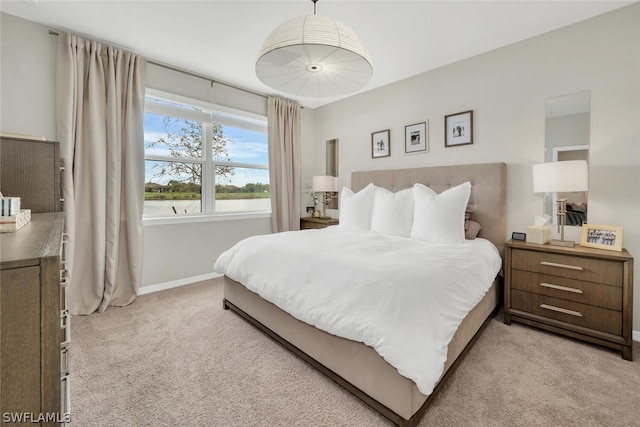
[634,330,640,343]
[138,272,221,295]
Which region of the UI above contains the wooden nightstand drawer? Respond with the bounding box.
[511,270,622,311]
[300,217,338,230]
[511,290,622,335]
[511,248,622,286]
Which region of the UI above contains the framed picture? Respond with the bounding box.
[371,129,390,158]
[445,110,473,147]
[405,121,428,154]
[580,224,623,251]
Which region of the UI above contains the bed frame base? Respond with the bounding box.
[223,297,499,426]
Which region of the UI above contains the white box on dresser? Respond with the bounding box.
[0,209,31,233]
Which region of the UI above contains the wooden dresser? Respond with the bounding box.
[1,134,68,425]
[0,212,69,425]
[504,239,633,360]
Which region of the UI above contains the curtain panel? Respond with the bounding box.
[56,32,146,314]
[267,97,301,232]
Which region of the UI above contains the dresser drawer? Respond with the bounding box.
[511,270,622,311]
[511,249,622,286]
[511,289,621,335]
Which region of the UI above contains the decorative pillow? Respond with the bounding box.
[370,187,414,237]
[410,182,471,244]
[465,220,482,240]
[338,183,376,232]
[412,182,437,201]
[464,209,482,240]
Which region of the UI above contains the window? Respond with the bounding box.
[143,89,269,219]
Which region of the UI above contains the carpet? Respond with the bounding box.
[69,278,640,426]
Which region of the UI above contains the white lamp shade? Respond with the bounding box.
[312,175,336,192]
[256,15,373,97]
[532,160,589,193]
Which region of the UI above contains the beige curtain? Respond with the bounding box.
[56,33,146,315]
[267,97,301,232]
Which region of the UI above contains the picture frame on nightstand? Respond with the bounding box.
[580,223,623,252]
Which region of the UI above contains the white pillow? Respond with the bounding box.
[338,183,376,232]
[412,182,437,200]
[370,187,414,237]
[410,182,471,244]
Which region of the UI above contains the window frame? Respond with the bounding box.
[143,89,270,225]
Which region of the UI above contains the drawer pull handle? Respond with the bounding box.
[61,347,70,376]
[60,309,71,348]
[540,282,583,294]
[61,374,71,423]
[540,261,584,271]
[540,304,583,317]
[60,268,69,288]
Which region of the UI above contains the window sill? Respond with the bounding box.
[143,211,271,226]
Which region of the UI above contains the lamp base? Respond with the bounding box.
[549,239,576,248]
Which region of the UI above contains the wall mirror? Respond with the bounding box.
[326,139,339,209]
[544,91,590,225]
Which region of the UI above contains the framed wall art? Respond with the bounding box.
[371,129,390,158]
[445,110,473,147]
[580,223,624,252]
[405,121,428,154]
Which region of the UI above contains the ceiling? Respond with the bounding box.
[1,1,634,109]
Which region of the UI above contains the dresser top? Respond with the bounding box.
[0,212,64,269]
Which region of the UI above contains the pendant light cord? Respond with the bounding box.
[312,0,318,15]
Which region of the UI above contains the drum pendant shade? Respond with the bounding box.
[256,14,373,97]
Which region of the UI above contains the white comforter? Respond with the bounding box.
[213,227,502,395]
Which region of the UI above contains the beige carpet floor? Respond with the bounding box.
[70,278,640,426]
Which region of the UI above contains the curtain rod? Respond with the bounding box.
[49,29,269,101]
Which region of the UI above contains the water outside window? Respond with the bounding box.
[143,95,269,218]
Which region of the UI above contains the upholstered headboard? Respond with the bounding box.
[351,162,507,255]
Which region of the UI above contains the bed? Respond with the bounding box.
[216,162,507,426]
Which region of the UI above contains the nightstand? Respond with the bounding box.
[300,217,339,230]
[504,239,634,360]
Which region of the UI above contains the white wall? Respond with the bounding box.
[307,4,640,332]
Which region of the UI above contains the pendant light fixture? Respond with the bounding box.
[255,0,373,98]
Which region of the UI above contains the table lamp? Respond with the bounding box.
[532,160,588,247]
[312,175,337,219]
